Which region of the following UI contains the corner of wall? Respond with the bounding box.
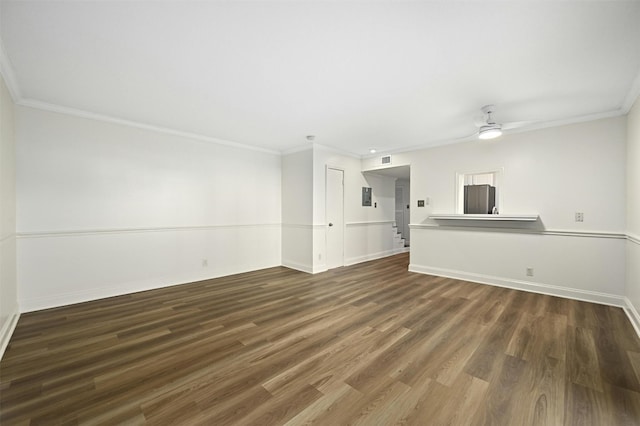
[0,305,19,361]
[623,296,640,339]
[0,64,18,360]
[626,93,640,337]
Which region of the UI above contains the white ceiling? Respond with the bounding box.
[2,1,640,157]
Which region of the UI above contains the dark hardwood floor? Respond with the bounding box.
[2,253,640,425]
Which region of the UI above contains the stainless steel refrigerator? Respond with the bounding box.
[464,184,496,214]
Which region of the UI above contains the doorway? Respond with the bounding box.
[395,179,410,246]
[326,167,344,269]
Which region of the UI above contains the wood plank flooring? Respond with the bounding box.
[2,253,640,425]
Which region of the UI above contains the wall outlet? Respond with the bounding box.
[526,267,534,277]
[202,259,208,267]
[575,212,584,222]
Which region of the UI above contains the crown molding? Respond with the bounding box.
[3,16,637,159]
[502,109,625,136]
[9,98,632,161]
[2,26,281,156]
[363,108,627,159]
[1,24,280,156]
[17,99,281,155]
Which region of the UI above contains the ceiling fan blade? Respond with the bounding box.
[502,120,536,131]
[450,131,479,143]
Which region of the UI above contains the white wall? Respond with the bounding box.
[628,98,640,239]
[313,145,397,269]
[0,72,18,359]
[16,106,282,311]
[281,145,398,273]
[627,96,640,329]
[281,148,314,272]
[364,117,628,305]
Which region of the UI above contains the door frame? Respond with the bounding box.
[325,165,345,269]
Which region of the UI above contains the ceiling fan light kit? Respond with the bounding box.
[476,104,507,140]
[478,125,503,140]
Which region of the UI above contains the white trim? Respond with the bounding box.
[282,224,326,230]
[18,99,281,155]
[22,277,185,312]
[541,229,626,239]
[312,264,328,274]
[345,248,404,266]
[628,233,640,245]
[282,259,326,275]
[429,214,538,222]
[0,232,16,243]
[623,297,640,340]
[20,260,284,313]
[17,223,281,239]
[282,260,314,274]
[361,110,625,158]
[345,220,395,226]
[0,306,20,361]
[410,223,627,240]
[282,223,314,230]
[503,110,625,136]
[408,264,626,308]
[5,82,633,162]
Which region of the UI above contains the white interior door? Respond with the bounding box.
[326,167,344,269]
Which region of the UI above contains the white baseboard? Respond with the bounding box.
[623,297,640,339]
[408,264,626,308]
[0,306,20,361]
[286,250,407,273]
[20,264,281,313]
[282,260,314,274]
[21,283,157,312]
[312,263,328,274]
[345,249,401,266]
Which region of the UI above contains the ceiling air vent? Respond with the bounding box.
[381,156,391,165]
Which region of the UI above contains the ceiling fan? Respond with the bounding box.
[474,104,531,140]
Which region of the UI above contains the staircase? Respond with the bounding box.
[392,224,407,250]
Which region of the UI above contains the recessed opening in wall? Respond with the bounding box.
[455,169,503,214]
